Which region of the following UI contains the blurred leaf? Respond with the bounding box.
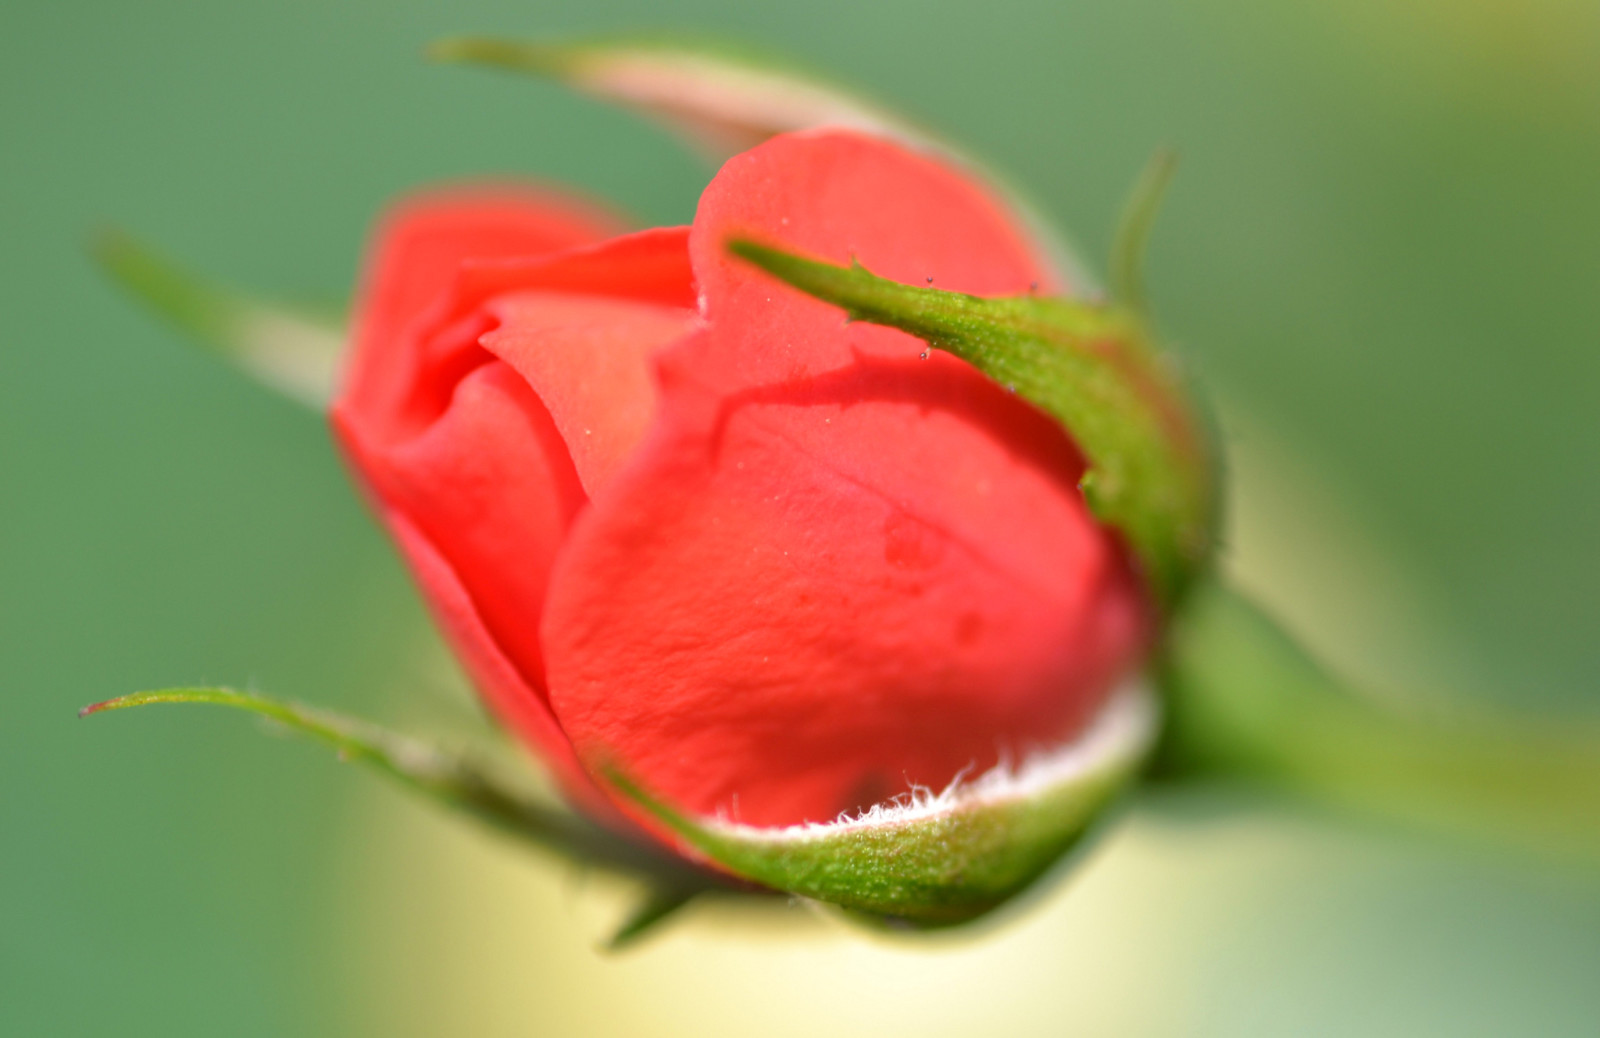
[1157,583,1600,862]
[431,33,1098,291]
[80,688,725,889]
[92,228,343,408]
[729,239,1218,609]
[606,685,1157,926]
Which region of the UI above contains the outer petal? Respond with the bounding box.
[542,131,1149,830]
[333,189,695,809]
[338,184,625,437]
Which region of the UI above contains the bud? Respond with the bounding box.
[93,35,1600,943]
[329,129,1160,920]
[96,38,1209,931]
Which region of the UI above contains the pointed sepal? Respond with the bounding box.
[605,682,1157,926]
[429,34,914,162]
[1109,149,1179,313]
[430,34,1096,290]
[604,886,701,951]
[92,229,343,408]
[80,687,726,890]
[728,240,1218,610]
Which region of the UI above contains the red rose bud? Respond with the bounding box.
[333,130,1166,922]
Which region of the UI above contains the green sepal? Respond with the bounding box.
[92,228,343,408]
[604,886,701,951]
[429,33,1097,292]
[429,34,909,161]
[79,688,731,893]
[728,240,1218,610]
[1109,148,1179,313]
[604,684,1156,926]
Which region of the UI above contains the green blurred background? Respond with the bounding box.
[4,1,1598,1034]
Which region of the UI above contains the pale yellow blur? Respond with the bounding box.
[322,392,1463,1036]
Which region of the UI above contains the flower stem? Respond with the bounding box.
[1156,583,1600,862]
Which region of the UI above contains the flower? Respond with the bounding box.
[332,129,1152,840]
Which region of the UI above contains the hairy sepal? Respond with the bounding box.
[607,681,1157,926]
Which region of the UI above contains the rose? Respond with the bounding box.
[332,129,1152,840]
[95,39,1593,938]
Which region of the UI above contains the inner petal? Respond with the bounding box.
[481,292,701,497]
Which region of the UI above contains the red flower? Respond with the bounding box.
[333,130,1151,836]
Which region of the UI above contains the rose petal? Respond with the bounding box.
[543,131,1148,829]
[664,129,1063,395]
[334,187,638,806]
[341,228,698,686]
[383,509,607,812]
[338,359,590,769]
[454,225,696,314]
[482,292,699,496]
[339,184,624,441]
[469,227,700,496]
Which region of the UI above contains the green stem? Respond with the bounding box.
[1156,584,1600,862]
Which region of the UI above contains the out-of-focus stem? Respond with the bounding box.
[1156,583,1600,863]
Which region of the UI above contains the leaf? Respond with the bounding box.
[92,228,343,408]
[727,240,1218,610]
[1156,583,1600,861]
[605,683,1157,926]
[430,33,1098,292]
[80,688,723,888]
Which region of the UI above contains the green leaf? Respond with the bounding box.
[727,240,1218,609]
[1157,583,1600,861]
[80,688,723,888]
[429,33,1098,292]
[92,228,343,408]
[605,683,1157,926]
